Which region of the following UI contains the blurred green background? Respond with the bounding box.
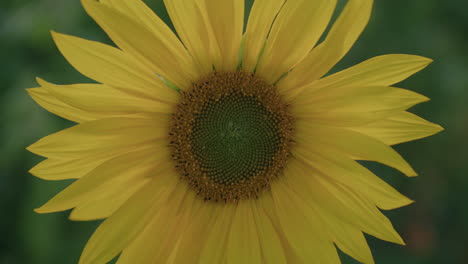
[0,0,466,263]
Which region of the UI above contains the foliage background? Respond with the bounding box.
[0,0,466,263]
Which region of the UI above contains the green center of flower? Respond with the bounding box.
[191,93,281,185]
[169,72,294,202]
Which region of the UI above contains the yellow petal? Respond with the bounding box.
[78,172,179,264]
[69,177,150,221]
[30,156,106,181]
[257,191,301,263]
[116,183,192,264]
[199,0,244,71]
[51,31,178,102]
[269,180,341,263]
[321,180,405,245]
[35,145,170,214]
[242,0,285,72]
[298,85,428,106]
[295,123,417,176]
[169,199,218,264]
[100,0,186,63]
[284,159,405,245]
[37,78,174,114]
[350,111,444,145]
[293,146,414,210]
[198,203,237,263]
[27,88,102,123]
[307,54,433,92]
[226,201,262,264]
[29,138,152,181]
[81,0,199,89]
[27,114,169,159]
[256,0,337,84]
[292,86,429,126]
[252,201,288,264]
[163,0,218,75]
[293,86,429,125]
[321,212,375,264]
[278,0,373,95]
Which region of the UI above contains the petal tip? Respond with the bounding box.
[422,57,434,65]
[404,162,418,177]
[401,198,416,208]
[28,166,38,177]
[50,30,63,41]
[68,210,83,221]
[413,55,433,70]
[50,31,77,50]
[35,77,47,86]
[25,143,36,154]
[25,87,38,96]
[35,199,73,215]
[34,206,48,214]
[398,239,406,246]
[407,54,433,64]
[434,124,445,133]
[419,93,431,102]
[26,139,49,157]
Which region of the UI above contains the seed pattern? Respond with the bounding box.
[169,72,294,202]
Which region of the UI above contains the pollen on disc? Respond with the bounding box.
[169,72,294,202]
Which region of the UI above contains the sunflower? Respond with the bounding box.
[27,0,443,263]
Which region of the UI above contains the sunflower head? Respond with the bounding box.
[169,71,294,201]
[27,0,443,263]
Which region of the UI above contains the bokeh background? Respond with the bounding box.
[0,0,466,263]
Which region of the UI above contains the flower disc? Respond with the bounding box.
[169,72,294,201]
